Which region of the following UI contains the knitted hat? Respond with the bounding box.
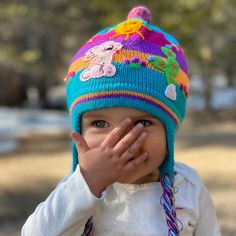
[65,6,189,175]
[65,6,189,235]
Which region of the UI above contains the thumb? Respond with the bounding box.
[70,131,89,154]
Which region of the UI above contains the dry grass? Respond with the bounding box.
[0,122,236,236]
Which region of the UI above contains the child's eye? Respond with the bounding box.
[92,120,109,128]
[135,120,152,127]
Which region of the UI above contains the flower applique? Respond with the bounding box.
[148,46,180,101]
[124,57,146,69]
[110,19,151,41]
[80,41,123,81]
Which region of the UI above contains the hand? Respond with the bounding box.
[70,118,148,197]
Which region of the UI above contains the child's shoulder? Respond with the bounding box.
[174,162,203,188]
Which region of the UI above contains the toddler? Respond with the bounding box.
[22,6,221,236]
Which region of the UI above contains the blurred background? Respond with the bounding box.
[0,0,235,235]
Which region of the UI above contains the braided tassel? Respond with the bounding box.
[160,175,180,236]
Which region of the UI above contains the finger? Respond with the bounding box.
[101,118,132,147]
[124,152,148,172]
[120,132,147,162]
[70,131,89,153]
[113,123,144,155]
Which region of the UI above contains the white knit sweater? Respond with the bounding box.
[21,162,221,236]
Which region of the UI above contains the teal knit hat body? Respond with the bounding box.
[65,6,189,178]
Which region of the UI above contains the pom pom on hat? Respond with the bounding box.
[127,6,152,23]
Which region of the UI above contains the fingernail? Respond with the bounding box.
[136,123,144,128]
[70,131,77,139]
[125,118,132,124]
[143,152,148,157]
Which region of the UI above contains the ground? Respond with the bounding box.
[0,121,235,236]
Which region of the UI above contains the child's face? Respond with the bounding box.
[81,107,166,184]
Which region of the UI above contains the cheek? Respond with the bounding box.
[83,132,106,148]
[155,142,167,162]
[143,134,167,157]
